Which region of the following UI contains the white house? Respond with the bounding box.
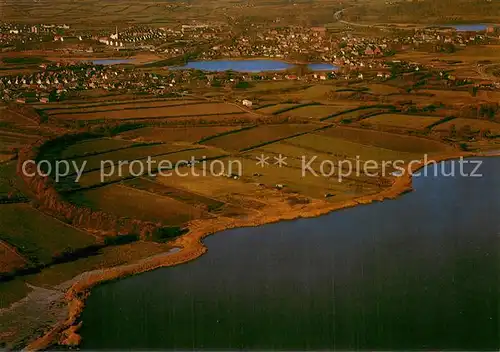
[242,99,253,107]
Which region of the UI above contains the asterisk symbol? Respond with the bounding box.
[273,154,287,167]
[256,154,269,168]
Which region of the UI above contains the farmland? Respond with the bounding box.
[319,126,449,154]
[118,126,245,143]
[256,104,300,115]
[0,241,27,274]
[56,138,137,159]
[362,113,443,129]
[67,184,207,226]
[72,146,228,189]
[49,102,245,121]
[203,124,317,151]
[278,104,356,119]
[433,118,500,135]
[43,99,206,116]
[2,14,500,347]
[0,204,96,266]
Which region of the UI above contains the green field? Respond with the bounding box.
[0,204,96,265]
[67,184,206,226]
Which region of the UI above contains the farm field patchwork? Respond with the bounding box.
[73,147,228,188]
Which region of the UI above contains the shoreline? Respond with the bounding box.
[168,57,340,71]
[24,150,498,350]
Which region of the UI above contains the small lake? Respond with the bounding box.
[80,157,499,350]
[436,24,488,31]
[91,59,134,65]
[171,59,338,72]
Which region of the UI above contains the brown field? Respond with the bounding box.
[433,118,500,134]
[364,84,401,95]
[0,204,96,265]
[75,147,228,188]
[0,132,39,151]
[257,104,299,115]
[319,126,449,154]
[0,161,19,195]
[118,126,244,143]
[45,100,205,115]
[67,184,206,226]
[397,45,500,64]
[323,106,388,122]
[52,103,244,121]
[30,96,195,109]
[362,113,442,129]
[57,138,137,159]
[202,124,317,151]
[124,178,225,212]
[157,170,261,202]
[273,85,335,101]
[279,104,354,119]
[416,89,494,104]
[70,143,192,173]
[0,240,27,274]
[285,133,420,163]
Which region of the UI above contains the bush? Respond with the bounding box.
[152,227,186,242]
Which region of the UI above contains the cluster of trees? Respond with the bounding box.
[447,124,495,141]
[459,102,499,121]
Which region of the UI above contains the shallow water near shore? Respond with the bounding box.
[170,59,338,72]
[80,158,499,350]
[434,23,488,31]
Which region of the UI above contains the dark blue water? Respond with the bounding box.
[171,59,338,72]
[81,158,499,350]
[437,24,488,31]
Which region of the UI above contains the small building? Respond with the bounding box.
[242,99,253,107]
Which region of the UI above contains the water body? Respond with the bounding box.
[81,157,499,350]
[437,24,488,32]
[170,59,338,72]
[91,59,134,65]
